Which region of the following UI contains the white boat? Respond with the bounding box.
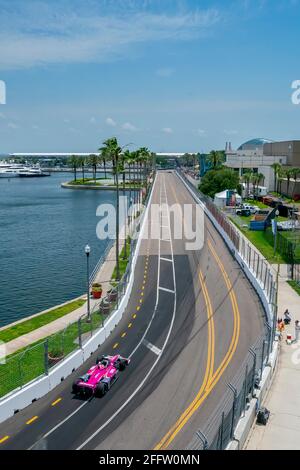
[0,163,22,178]
[0,162,50,178]
[0,168,18,178]
[17,168,50,177]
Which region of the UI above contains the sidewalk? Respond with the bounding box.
[246,266,300,450]
[2,237,126,356]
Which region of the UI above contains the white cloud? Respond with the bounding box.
[0,5,221,70]
[0,112,5,119]
[64,118,70,123]
[7,122,18,129]
[32,124,39,130]
[162,127,173,134]
[196,129,206,136]
[122,122,137,132]
[90,117,96,124]
[156,67,174,77]
[106,117,117,127]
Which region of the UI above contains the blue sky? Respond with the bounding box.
[0,0,300,153]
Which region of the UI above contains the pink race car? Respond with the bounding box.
[72,354,130,398]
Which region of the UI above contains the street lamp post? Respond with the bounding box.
[273,209,280,255]
[85,244,91,322]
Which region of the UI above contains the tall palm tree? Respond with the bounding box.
[208,150,223,169]
[77,156,86,182]
[277,167,286,195]
[242,170,253,198]
[99,146,109,179]
[89,154,98,183]
[69,155,79,182]
[138,147,151,196]
[271,162,281,194]
[285,168,294,198]
[100,137,122,281]
[291,167,299,199]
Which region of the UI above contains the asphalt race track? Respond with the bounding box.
[0,171,265,450]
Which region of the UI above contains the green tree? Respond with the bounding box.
[291,168,299,199]
[207,150,224,169]
[199,168,240,198]
[271,162,281,193]
[69,155,79,182]
[241,170,253,198]
[99,138,123,281]
[88,154,99,182]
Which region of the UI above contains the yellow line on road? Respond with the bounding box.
[154,269,215,450]
[0,436,9,444]
[113,343,119,349]
[132,314,137,319]
[136,306,141,311]
[51,398,62,407]
[121,332,127,338]
[26,416,38,425]
[128,323,132,328]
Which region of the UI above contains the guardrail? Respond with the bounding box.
[176,169,278,450]
[0,173,156,423]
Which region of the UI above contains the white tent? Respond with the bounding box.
[214,190,241,208]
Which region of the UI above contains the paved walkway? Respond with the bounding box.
[2,236,127,356]
[246,265,300,450]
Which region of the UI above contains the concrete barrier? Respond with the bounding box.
[0,175,157,425]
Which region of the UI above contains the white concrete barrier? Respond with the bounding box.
[0,175,157,424]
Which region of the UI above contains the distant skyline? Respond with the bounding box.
[0,0,300,153]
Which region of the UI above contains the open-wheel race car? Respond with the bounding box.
[72,354,130,398]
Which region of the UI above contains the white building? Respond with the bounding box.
[224,139,287,191]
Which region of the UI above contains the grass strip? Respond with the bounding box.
[0,299,86,344]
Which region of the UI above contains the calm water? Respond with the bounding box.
[0,173,117,327]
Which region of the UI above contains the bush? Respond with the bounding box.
[199,168,241,198]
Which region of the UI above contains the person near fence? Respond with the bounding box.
[284,309,292,325]
[277,318,285,340]
[294,320,300,343]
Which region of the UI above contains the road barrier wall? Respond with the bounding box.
[0,174,156,424]
[176,170,279,451]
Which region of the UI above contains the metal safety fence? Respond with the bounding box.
[187,334,270,450]
[0,175,154,400]
[177,169,277,450]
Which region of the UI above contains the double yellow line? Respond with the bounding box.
[154,238,240,450]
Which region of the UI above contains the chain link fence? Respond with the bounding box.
[187,334,270,450]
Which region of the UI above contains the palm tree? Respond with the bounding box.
[100,137,122,281]
[69,155,79,182]
[208,150,223,169]
[271,163,281,194]
[99,146,109,179]
[89,154,98,183]
[138,147,151,196]
[242,170,253,198]
[277,167,286,195]
[291,168,299,199]
[285,168,294,198]
[77,156,86,182]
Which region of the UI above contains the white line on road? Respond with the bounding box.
[159,286,175,294]
[160,257,173,263]
[142,339,162,356]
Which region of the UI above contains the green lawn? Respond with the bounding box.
[0,298,85,344]
[243,199,269,209]
[288,281,300,297]
[0,308,103,398]
[229,216,287,264]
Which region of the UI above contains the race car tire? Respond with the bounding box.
[115,359,127,371]
[72,380,81,394]
[95,382,107,398]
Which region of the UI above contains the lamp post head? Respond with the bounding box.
[85,244,91,256]
[275,210,280,217]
